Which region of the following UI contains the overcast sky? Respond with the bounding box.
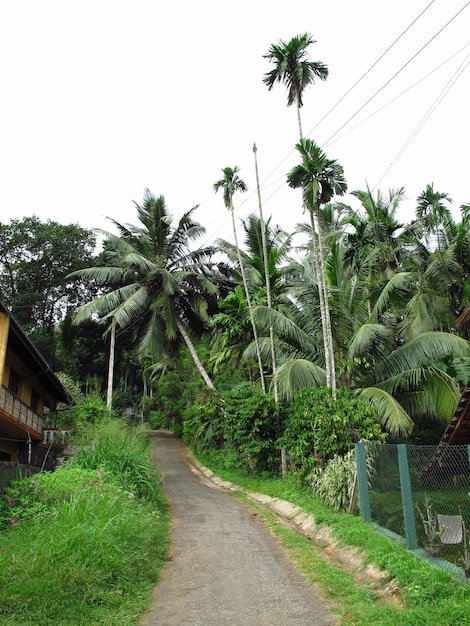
[1,0,469,249]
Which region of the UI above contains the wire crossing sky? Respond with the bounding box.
[0,0,468,248]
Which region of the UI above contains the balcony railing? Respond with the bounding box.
[0,385,42,436]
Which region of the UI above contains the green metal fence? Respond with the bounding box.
[356,442,470,579]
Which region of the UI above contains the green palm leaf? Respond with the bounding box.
[275,359,327,401]
[370,332,470,383]
[359,387,414,436]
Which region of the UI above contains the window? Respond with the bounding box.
[8,369,21,396]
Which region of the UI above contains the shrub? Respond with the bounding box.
[282,387,385,478]
[0,465,169,625]
[220,388,280,474]
[0,466,115,528]
[310,450,356,512]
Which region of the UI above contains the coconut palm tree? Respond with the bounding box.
[263,32,328,139]
[343,186,407,278]
[69,189,217,389]
[214,166,266,392]
[252,255,470,436]
[287,138,347,395]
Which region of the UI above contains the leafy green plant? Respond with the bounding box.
[310,450,356,511]
[281,387,385,478]
[0,466,111,528]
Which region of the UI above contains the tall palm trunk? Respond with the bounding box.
[175,318,216,390]
[298,118,336,398]
[253,143,287,477]
[230,203,266,394]
[106,316,116,410]
[310,208,336,397]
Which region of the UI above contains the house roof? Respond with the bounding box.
[0,301,68,404]
[438,380,470,446]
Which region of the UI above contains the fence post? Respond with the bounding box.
[355,442,371,521]
[397,444,418,550]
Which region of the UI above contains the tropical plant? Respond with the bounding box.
[69,189,218,389]
[263,32,328,139]
[342,186,409,281]
[281,387,384,478]
[310,449,357,512]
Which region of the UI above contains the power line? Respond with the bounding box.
[206,3,470,243]
[237,2,447,219]
[374,51,470,190]
[306,0,437,141]
[325,41,470,149]
[322,1,470,148]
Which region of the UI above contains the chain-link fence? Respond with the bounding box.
[355,442,470,579]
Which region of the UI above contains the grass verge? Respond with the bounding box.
[0,420,169,626]
[195,451,470,625]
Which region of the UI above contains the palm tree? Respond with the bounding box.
[287,138,347,395]
[69,189,217,389]
[214,166,266,392]
[343,186,407,278]
[416,183,453,251]
[252,255,470,436]
[263,32,328,139]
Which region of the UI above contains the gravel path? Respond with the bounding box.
[142,431,337,626]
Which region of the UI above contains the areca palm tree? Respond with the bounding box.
[214,166,266,392]
[69,189,217,389]
[287,138,347,395]
[416,183,453,251]
[263,32,328,138]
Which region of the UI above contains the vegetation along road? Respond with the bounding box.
[142,431,337,626]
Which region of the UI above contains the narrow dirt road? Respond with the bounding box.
[142,431,337,626]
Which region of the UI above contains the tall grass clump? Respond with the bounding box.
[0,418,169,625]
[72,417,164,504]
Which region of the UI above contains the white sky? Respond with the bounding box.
[1,0,469,250]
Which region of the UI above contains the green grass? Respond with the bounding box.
[0,420,169,626]
[195,451,470,625]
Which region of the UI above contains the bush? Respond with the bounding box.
[282,387,385,478]
[182,389,224,451]
[310,450,357,512]
[221,388,280,474]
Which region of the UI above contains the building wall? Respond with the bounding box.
[3,348,46,416]
[0,312,9,387]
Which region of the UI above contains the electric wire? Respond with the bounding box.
[325,41,470,149]
[205,3,469,245]
[306,0,437,141]
[322,1,470,149]
[374,51,470,190]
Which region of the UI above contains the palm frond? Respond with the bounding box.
[275,359,327,401]
[359,387,414,436]
[348,323,392,360]
[370,332,470,383]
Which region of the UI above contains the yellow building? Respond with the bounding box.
[0,301,68,463]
